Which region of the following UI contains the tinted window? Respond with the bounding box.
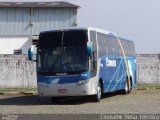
[120,39,136,57]
[39,31,62,49]
[37,30,89,75]
[39,30,88,49]
[90,31,97,51]
[63,31,88,47]
[97,33,121,57]
[90,31,97,75]
[97,33,107,57]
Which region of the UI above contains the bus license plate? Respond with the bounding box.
[58,89,67,93]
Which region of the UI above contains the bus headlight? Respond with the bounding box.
[77,80,89,85]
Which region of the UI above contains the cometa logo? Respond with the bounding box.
[106,57,116,67]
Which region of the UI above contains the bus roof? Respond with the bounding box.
[87,27,133,42]
[40,27,133,42]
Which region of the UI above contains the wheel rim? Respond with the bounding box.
[125,81,128,92]
[97,84,101,99]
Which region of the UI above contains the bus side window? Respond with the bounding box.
[120,39,127,56]
[97,33,105,57]
[106,35,115,55]
[90,31,97,70]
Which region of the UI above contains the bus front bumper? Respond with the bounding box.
[37,81,97,97]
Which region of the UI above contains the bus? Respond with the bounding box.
[28,27,136,102]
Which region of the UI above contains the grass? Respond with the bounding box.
[135,85,160,90]
[0,88,37,94]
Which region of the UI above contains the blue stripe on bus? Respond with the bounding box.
[37,71,90,84]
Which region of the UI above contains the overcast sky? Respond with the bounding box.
[0,0,160,54]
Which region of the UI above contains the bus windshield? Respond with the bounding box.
[37,30,89,75]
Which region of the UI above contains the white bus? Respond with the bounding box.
[28,27,136,102]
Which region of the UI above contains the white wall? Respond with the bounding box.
[136,54,160,85]
[0,55,37,88]
[0,37,32,54]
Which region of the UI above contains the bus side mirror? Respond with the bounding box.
[87,42,93,57]
[28,45,37,61]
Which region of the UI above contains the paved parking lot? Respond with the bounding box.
[0,90,159,114]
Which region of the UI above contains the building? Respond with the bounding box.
[0,1,80,54]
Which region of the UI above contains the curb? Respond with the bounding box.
[20,92,37,95]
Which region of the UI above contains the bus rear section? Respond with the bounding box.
[95,31,136,94]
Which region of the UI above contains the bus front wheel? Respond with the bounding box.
[93,82,102,102]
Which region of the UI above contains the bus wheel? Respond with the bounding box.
[123,78,132,94]
[93,82,102,102]
[128,79,132,94]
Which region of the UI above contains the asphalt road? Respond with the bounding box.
[0,90,160,119]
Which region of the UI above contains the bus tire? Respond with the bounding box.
[128,77,132,93]
[123,77,132,94]
[93,82,102,102]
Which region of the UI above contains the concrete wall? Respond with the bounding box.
[0,54,159,88]
[0,37,32,54]
[136,54,160,85]
[0,55,37,88]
